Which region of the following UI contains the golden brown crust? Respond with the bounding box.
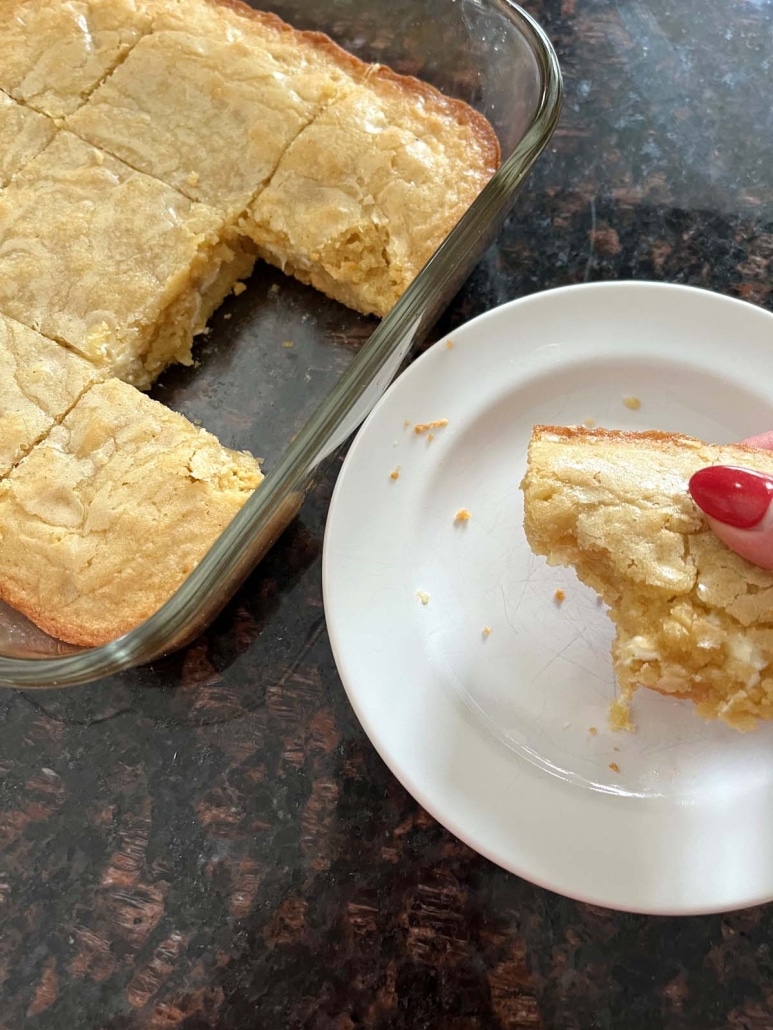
[363,63,500,172]
[533,424,773,464]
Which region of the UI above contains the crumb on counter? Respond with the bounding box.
[416,590,430,606]
[482,625,492,637]
[609,762,621,774]
[223,312,232,320]
[445,339,454,350]
[282,340,295,348]
[414,418,449,434]
[588,726,597,736]
[622,395,641,410]
[554,588,565,605]
[233,282,247,296]
[390,466,401,481]
[454,508,471,522]
[583,417,596,427]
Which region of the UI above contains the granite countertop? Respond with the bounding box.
[3,1,773,1026]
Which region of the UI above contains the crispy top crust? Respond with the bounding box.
[68,24,354,214]
[532,423,773,460]
[0,0,154,117]
[154,0,499,166]
[0,378,262,647]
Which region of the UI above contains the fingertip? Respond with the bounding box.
[741,431,773,450]
[703,514,773,571]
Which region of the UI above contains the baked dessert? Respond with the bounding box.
[0,131,255,389]
[0,0,153,118]
[0,378,262,646]
[0,312,102,477]
[68,2,361,218]
[68,0,498,317]
[0,91,56,189]
[0,0,500,648]
[521,425,773,730]
[245,73,499,316]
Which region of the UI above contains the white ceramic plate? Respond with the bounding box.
[322,282,773,914]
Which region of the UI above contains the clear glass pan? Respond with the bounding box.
[0,0,561,687]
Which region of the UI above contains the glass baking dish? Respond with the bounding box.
[0,0,561,687]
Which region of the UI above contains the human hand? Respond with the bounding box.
[689,432,773,570]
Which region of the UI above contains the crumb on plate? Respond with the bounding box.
[269,283,280,295]
[482,625,492,637]
[588,726,597,736]
[622,395,641,410]
[554,588,565,605]
[454,508,471,522]
[583,417,596,427]
[404,419,411,428]
[390,466,401,481]
[223,312,232,320]
[609,694,635,732]
[445,339,454,350]
[416,590,430,606]
[414,418,449,434]
[609,762,621,774]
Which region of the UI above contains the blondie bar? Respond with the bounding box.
[522,425,773,730]
[0,378,262,646]
[244,72,499,316]
[0,131,255,388]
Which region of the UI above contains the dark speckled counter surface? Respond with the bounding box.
[3,1,773,1027]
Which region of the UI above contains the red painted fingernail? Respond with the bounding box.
[689,466,773,529]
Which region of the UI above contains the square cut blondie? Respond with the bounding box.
[0,0,153,118]
[0,91,57,189]
[243,71,500,317]
[0,378,263,647]
[68,1,361,217]
[0,313,102,477]
[522,425,773,730]
[0,131,256,389]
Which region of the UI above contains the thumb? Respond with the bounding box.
[689,466,773,570]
